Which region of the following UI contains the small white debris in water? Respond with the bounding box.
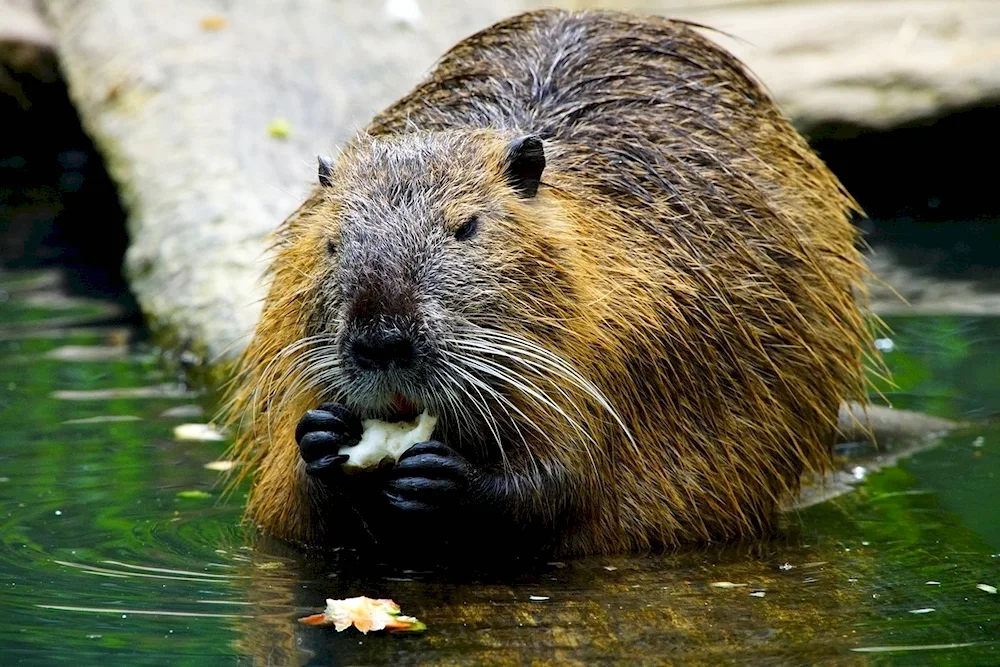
[204,460,236,472]
[779,563,795,571]
[925,581,941,586]
[972,436,984,448]
[383,0,422,27]
[160,404,205,419]
[908,608,935,614]
[174,423,226,442]
[874,337,895,352]
[54,510,62,516]
[861,541,871,546]
[749,591,766,598]
[976,584,998,594]
[529,596,550,601]
[62,415,142,425]
[710,582,747,589]
[178,350,201,366]
[603,565,618,571]
[851,466,868,481]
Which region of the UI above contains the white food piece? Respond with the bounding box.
[339,411,437,469]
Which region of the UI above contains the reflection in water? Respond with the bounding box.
[0,271,998,665]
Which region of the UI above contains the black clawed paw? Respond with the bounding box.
[296,403,362,477]
[384,441,474,513]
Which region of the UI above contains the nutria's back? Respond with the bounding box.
[227,9,875,556]
[371,10,817,220]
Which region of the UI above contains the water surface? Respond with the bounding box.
[1,270,998,666]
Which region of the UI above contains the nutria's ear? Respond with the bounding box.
[317,155,333,188]
[503,135,545,198]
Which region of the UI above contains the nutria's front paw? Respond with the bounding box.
[384,441,474,514]
[296,403,363,477]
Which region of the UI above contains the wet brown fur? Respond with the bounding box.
[223,9,876,555]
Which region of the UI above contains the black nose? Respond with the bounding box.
[350,331,415,371]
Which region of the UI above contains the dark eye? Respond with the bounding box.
[455,215,479,242]
[327,238,338,255]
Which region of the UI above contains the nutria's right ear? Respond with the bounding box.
[504,135,545,198]
[317,155,333,188]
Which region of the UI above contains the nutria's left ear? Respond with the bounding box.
[317,155,333,188]
[504,135,545,198]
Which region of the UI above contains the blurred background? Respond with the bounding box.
[2,0,998,361]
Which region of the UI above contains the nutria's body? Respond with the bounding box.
[226,9,874,557]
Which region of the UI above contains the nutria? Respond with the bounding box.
[224,9,876,557]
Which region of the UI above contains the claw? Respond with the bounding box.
[306,453,350,477]
[296,403,363,471]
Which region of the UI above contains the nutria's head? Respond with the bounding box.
[295,130,581,427]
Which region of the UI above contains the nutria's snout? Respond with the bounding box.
[342,314,434,372]
[340,307,439,416]
[348,328,416,371]
[341,267,435,378]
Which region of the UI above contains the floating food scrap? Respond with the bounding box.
[299,597,425,633]
[174,423,226,441]
[204,460,236,472]
[976,584,998,594]
[710,582,747,589]
[255,561,284,570]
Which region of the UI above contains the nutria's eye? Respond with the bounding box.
[326,238,337,255]
[455,216,479,242]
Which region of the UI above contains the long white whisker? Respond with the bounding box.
[454,353,595,449]
[447,348,600,478]
[260,338,341,446]
[442,357,547,475]
[447,339,591,424]
[450,329,638,455]
[249,334,336,425]
[439,362,509,473]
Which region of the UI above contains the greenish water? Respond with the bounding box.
[1,271,998,666]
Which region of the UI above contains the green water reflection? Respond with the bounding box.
[0,271,997,665]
